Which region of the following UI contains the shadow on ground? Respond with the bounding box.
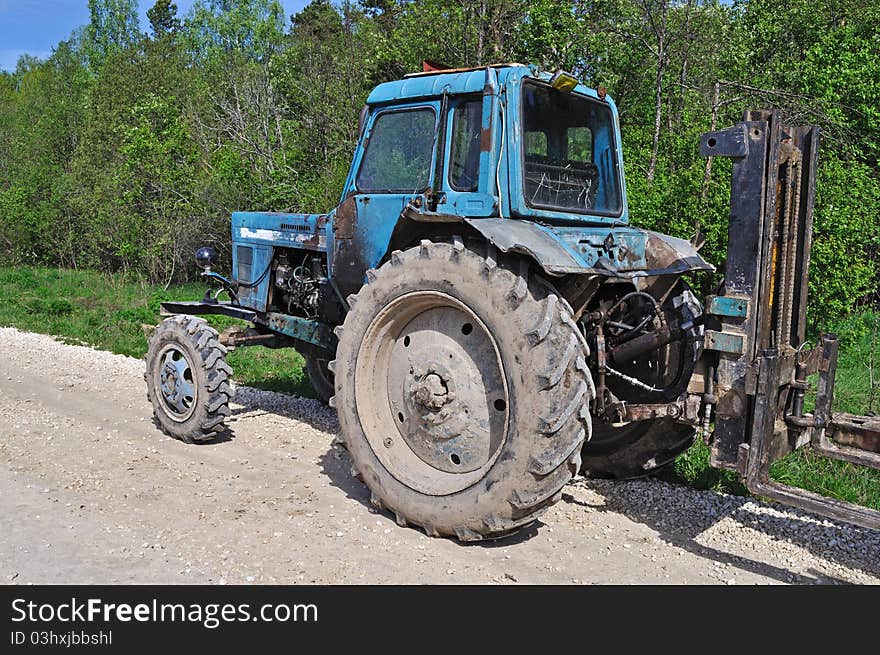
[316,445,544,545]
[567,477,880,584]
[229,384,338,434]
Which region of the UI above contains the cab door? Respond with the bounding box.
[437,94,499,217]
[331,102,440,296]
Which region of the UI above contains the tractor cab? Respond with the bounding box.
[330,64,707,298]
[342,64,627,225]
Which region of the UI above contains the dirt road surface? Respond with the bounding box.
[1,327,878,585]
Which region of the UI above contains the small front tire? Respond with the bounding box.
[145,315,233,443]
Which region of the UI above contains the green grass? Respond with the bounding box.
[1,265,878,510]
[659,439,747,496]
[0,266,314,398]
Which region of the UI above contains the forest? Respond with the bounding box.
[1,0,878,331]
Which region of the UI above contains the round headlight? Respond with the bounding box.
[196,246,218,270]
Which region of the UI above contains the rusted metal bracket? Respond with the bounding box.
[601,394,700,425]
[783,334,880,466]
[705,294,749,319]
[704,329,746,354]
[219,326,281,349]
[263,312,335,351]
[827,415,880,455]
[400,202,463,223]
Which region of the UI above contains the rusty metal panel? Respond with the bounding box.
[464,218,584,273]
[704,329,746,354]
[700,124,749,158]
[464,218,714,278]
[263,312,335,351]
[706,295,749,318]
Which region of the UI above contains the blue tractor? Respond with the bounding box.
[146,64,880,539]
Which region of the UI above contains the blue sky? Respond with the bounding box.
[0,0,310,71]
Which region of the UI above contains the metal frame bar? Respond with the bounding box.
[160,300,257,322]
[742,349,880,531]
[700,118,770,468]
[159,300,335,353]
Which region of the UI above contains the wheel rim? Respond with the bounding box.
[156,344,198,422]
[355,291,509,495]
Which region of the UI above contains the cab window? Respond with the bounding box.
[356,108,436,192]
[521,81,622,215]
[449,99,482,192]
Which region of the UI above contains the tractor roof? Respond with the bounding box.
[401,62,528,78]
[365,63,612,108]
[366,63,534,106]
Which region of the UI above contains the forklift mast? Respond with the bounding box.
[701,110,880,530]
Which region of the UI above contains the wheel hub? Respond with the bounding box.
[156,346,196,421]
[413,372,450,410]
[356,291,510,495]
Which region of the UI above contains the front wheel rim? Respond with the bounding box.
[355,291,510,496]
[155,344,198,422]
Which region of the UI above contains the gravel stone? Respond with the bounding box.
[0,326,877,585]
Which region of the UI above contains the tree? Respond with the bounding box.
[86,0,142,68]
[183,0,285,63]
[0,0,877,319]
[148,0,182,37]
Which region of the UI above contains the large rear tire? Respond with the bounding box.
[331,239,593,540]
[145,315,232,443]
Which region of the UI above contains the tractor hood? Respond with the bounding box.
[464,218,714,278]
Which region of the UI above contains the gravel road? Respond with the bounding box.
[1,326,878,584]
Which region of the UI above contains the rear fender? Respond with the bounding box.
[463,218,714,279]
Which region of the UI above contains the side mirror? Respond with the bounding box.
[196,246,218,271]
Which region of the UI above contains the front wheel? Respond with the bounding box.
[332,239,593,541]
[145,315,232,443]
